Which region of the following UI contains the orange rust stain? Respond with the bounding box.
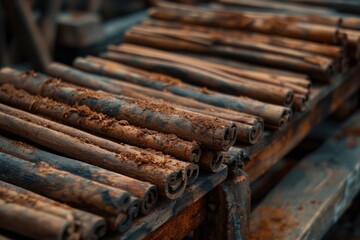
[249,205,298,240]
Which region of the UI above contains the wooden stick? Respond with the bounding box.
[113,36,312,96]
[187,164,199,186]
[0,152,130,215]
[0,185,79,240]
[182,106,263,144]
[0,183,75,220]
[0,83,202,164]
[105,78,264,128]
[0,180,106,240]
[0,68,237,151]
[70,209,106,239]
[0,104,188,200]
[199,151,224,173]
[0,134,158,216]
[106,213,132,233]
[0,199,76,240]
[150,2,255,29]
[127,197,140,219]
[99,52,292,127]
[339,17,360,30]
[285,0,360,14]
[195,54,312,88]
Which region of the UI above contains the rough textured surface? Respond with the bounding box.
[243,65,360,182]
[250,110,360,240]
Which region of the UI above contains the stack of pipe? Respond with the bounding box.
[149,1,360,47]
[99,43,307,113]
[0,180,106,240]
[141,1,359,65]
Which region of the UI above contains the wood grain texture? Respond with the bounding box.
[199,170,251,240]
[0,68,237,151]
[250,110,360,240]
[107,165,228,240]
[144,198,205,240]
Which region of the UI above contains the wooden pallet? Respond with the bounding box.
[108,166,231,239]
[249,110,360,240]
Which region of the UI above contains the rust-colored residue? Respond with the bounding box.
[249,205,298,240]
[125,95,226,133]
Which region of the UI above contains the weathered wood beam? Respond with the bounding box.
[250,109,360,239]
[109,165,228,240]
[144,198,205,240]
[199,170,250,240]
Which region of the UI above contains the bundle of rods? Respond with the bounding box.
[97,43,306,114]
[45,62,266,143]
[2,1,358,238]
[0,179,106,240]
[73,47,295,127]
[125,23,340,82]
[220,0,360,17]
[0,67,241,238]
[146,1,359,62]
[215,0,360,47]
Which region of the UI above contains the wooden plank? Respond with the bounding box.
[199,170,251,240]
[332,94,359,121]
[243,65,360,182]
[249,110,360,240]
[251,158,299,205]
[145,198,205,240]
[108,165,228,240]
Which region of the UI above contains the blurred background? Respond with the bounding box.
[0,0,212,70]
